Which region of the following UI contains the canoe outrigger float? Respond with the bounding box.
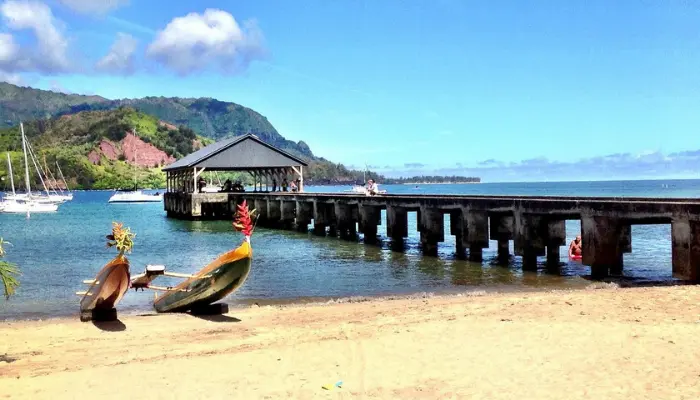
[78,200,257,322]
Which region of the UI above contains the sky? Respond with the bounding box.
[0,0,699,182]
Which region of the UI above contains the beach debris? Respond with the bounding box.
[105,222,135,256]
[0,237,20,300]
[321,381,343,390]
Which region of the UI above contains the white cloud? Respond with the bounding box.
[0,69,23,85]
[0,33,18,64]
[146,9,265,75]
[58,0,128,16]
[49,79,70,93]
[0,0,71,73]
[96,32,137,74]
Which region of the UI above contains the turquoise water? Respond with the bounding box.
[0,179,697,320]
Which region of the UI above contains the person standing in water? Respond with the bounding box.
[568,235,582,258]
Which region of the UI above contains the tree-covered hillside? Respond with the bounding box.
[0,82,312,159]
[0,107,210,190]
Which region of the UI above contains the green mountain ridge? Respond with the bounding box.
[0,107,210,190]
[0,83,477,189]
[0,82,381,188]
[0,82,313,160]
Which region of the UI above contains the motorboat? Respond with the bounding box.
[108,189,163,203]
[106,128,163,204]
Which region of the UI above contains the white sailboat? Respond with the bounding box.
[1,123,59,213]
[108,128,162,203]
[3,135,70,204]
[347,164,387,195]
[54,161,74,201]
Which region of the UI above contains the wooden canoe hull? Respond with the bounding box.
[153,240,252,313]
[80,256,131,312]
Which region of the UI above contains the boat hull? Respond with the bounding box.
[153,240,252,313]
[80,256,131,312]
[1,200,59,213]
[108,190,163,203]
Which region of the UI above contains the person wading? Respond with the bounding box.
[568,235,582,258]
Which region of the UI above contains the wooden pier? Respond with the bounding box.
[164,191,700,281]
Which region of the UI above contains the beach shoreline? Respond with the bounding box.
[2,285,700,399]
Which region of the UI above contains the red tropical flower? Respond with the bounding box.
[233,200,255,237]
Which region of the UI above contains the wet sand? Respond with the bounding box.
[1,285,700,399]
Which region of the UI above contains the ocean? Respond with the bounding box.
[0,179,697,320]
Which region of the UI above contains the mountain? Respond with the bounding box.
[0,83,409,189]
[0,105,378,190]
[0,107,211,190]
[0,82,313,160]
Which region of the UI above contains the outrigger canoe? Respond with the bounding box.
[130,200,256,314]
[150,239,252,313]
[78,255,131,321]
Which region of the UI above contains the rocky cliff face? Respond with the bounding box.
[88,132,175,167]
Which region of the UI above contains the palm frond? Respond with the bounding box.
[0,261,20,300]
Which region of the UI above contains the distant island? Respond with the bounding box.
[0,82,478,190]
[384,176,481,185]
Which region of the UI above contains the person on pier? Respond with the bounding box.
[568,235,582,258]
[282,178,288,192]
[366,179,379,196]
[223,179,233,192]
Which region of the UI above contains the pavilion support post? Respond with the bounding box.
[291,165,303,192]
[300,166,304,192]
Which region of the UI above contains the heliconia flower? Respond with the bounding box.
[233,200,256,237]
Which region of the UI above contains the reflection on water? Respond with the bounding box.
[0,181,694,319]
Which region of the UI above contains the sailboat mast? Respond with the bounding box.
[56,161,70,193]
[6,152,15,195]
[20,123,31,196]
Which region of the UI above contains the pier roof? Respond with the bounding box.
[162,133,308,172]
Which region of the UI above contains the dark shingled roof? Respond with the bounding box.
[163,134,308,172]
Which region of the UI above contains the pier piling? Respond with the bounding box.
[164,192,700,282]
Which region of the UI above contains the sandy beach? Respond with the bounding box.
[1,285,700,399]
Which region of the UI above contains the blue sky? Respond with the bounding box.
[1,0,699,181]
